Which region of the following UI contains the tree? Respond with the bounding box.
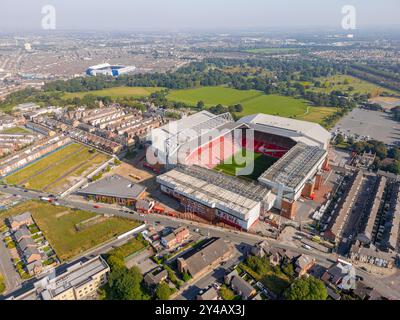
[106,254,148,300]
[155,282,172,300]
[284,276,328,300]
[182,271,191,282]
[388,147,400,161]
[335,134,345,145]
[384,160,400,175]
[197,100,205,109]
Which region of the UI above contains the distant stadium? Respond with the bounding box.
[149,111,331,230]
[86,63,136,77]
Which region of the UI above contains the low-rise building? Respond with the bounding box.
[197,287,219,300]
[77,174,146,207]
[144,268,168,291]
[161,226,190,249]
[7,256,110,300]
[14,225,31,242]
[8,212,33,231]
[225,270,256,300]
[294,254,315,277]
[321,261,356,291]
[177,237,232,279]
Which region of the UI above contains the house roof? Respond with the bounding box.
[144,268,168,286]
[198,287,219,300]
[295,254,315,270]
[162,226,188,243]
[27,260,43,273]
[19,237,36,252]
[14,225,31,242]
[23,246,40,259]
[9,212,32,223]
[179,238,230,277]
[231,275,255,299]
[78,174,146,200]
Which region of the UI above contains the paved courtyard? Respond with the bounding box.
[333,108,400,146]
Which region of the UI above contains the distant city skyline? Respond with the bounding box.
[0,0,399,32]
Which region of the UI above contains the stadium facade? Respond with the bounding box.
[150,111,331,230]
[86,63,136,77]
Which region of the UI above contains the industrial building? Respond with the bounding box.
[77,174,146,206]
[152,111,331,226]
[86,63,136,77]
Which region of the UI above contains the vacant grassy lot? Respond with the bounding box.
[108,238,147,259]
[214,150,277,180]
[0,127,31,134]
[62,86,162,99]
[0,200,140,261]
[5,143,110,192]
[309,74,398,96]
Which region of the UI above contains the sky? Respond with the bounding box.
[0,0,399,32]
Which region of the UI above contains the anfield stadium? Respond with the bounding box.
[150,111,331,230]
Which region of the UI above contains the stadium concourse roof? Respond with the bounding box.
[238,114,331,149]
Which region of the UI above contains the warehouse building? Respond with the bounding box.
[77,174,146,206]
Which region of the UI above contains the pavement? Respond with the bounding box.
[1,185,400,300]
[0,237,21,295]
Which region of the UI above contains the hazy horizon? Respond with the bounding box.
[0,0,399,32]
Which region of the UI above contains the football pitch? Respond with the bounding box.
[214,150,277,180]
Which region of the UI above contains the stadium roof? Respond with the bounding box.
[150,111,235,160]
[259,142,327,190]
[157,165,270,219]
[238,114,331,149]
[78,174,146,200]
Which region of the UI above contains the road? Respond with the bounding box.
[1,185,400,299]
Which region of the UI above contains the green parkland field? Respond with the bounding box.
[167,86,336,124]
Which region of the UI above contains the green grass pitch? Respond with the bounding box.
[214,149,277,180]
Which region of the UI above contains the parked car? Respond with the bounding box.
[302,244,312,251]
